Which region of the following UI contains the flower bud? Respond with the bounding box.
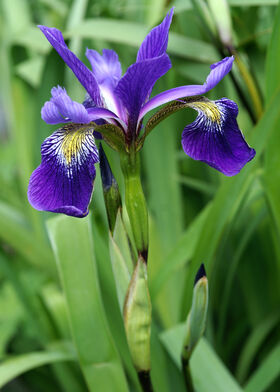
[123,256,151,371]
[99,144,122,232]
[182,264,208,360]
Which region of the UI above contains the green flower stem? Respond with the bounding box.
[182,358,195,392]
[138,370,153,392]
[120,151,149,259]
[120,150,153,390]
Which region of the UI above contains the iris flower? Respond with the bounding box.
[28,8,255,217]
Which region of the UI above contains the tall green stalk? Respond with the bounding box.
[120,151,149,259]
[118,149,154,391]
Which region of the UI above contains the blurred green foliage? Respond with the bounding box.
[0,0,279,391]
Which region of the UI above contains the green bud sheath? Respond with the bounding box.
[123,256,152,372]
[99,144,122,232]
[104,185,122,232]
[120,151,149,257]
[183,264,208,360]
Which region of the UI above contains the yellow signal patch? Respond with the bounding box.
[61,125,92,165]
[188,100,221,123]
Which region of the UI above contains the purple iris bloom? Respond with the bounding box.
[28,8,255,218]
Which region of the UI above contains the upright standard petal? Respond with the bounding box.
[137,8,174,61]
[181,98,255,176]
[115,54,171,129]
[139,56,234,121]
[86,48,124,117]
[86,49,122,87]
[28,124,99,217]
[38,25,102,106]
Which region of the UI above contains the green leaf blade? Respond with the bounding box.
[47,214,129,392]
[0,347,75,389]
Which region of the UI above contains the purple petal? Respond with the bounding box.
[86,48,125,118]
[115,54,171,129]
[137,8,174,61]
[139,56,234,120]
[86,107,128,132]
[86,48,122,87]
[38,25,102,106]
[83,93,95,109]
[41,101,65,125]
[181,98,255,176]
[28,124,99,217]
[42,86,120,125]
[47,86,90,123]
[205,57,234,90]
[82,93,121,122]
[86,107,120,121]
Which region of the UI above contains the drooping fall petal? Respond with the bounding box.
[181,98,255,176]
[28,124,99,217]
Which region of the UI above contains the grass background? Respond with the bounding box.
[0,0,279,391]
